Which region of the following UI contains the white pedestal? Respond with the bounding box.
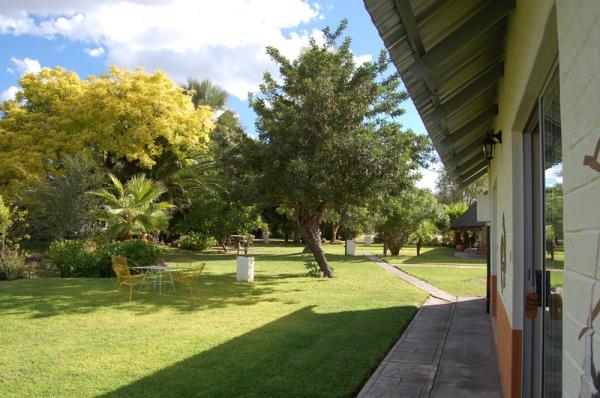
[346,240,356,256]
[364,235,373,245]
[236,256,255,282]
[262,231,270,244]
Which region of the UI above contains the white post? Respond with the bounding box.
[236,256,255,282]
[346,240,356,256]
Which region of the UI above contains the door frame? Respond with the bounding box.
[522,59,560,398]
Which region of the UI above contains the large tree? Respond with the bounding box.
[377,188,440,255]
[0,66,213,198]
[435,167,487,205]
[250,21,430,277]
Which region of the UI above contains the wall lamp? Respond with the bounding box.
[482,131,502,161]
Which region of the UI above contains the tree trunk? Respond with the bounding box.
[219,240,228,252]
[330,222,340,244]
[299,219,333,278]
[416,238,422,256]
[293,227,301,244]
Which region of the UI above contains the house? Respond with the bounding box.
[450,201,486,258]
[365,0,599,397]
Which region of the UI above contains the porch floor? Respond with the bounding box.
[357,297,502,398]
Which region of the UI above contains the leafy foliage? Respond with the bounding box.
[91,174,174,240]
[183,78,229,110]
[45,240,93,277]
[377,188,441,255]
[22,155,104,240]
[0,195,28,280]
[46,239,161,277]
[304,257,333,278]
[249,20,431,276]
[178,232,216,251]
[435,167,486,205]
[175,193,265,245]
[0,66,213,197]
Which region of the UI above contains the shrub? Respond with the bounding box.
[46,239,162,277]
[304,258,333,278]
[46,240,92,277]
[0,248,26,280]
[178,233,215,251]
[94,240,162,277]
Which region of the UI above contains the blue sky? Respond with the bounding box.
[0,0,436,188]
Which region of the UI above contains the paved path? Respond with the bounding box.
[357,254,502,398]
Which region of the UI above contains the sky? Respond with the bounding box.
[0,0,438,189]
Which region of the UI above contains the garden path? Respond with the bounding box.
[357,253,502,398]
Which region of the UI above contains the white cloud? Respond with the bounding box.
[1,85,18,102]
[9,57,41,75]
[352,54,372,65]
[416,167,439,192]
[84,46,104,57]
[0,1,324,99]
[545,163,563,186]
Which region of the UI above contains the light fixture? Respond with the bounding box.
[482,131,502,161]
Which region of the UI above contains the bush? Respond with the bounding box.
[94,240,162,277]
[0,248,26,280]
[178,233,215,251]
[46,239,162,277]
[46,240,92,277]
[304,258,332,278]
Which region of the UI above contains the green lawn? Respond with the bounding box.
[360,243,486,266]
[546,248,565,270]
[357,243,487,297]
[0,243,426,398]
[398,266,486,297]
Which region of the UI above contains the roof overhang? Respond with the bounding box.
[364,0,515,186]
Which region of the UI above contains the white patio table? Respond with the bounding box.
[132,265,178,295]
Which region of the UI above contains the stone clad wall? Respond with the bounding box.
[556,0,600,395]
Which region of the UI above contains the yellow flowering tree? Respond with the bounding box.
[0,66,213,198]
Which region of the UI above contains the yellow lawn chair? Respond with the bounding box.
[172,263,206,298]
[111,256,145,301]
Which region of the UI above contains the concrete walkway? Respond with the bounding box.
[357,254,502,398]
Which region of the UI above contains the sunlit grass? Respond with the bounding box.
[0,243,426,398]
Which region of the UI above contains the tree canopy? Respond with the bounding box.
[250,20,431,276]
[0,66,213,197]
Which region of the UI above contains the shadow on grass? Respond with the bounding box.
[0,250,367,319]
[98,305,418,398]
[0,272,290,318]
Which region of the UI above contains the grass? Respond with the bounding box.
[0,243,426,398]
[358,243,487,297]
[546,248,564,270]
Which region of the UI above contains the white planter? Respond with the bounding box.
[364,235,373,245]
[236,256,255,282]
[346,240,356,256]
[262,231,270,244]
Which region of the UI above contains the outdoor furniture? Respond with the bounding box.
[171,263,206,297]
[111,256,145,301]
[132,264,178,295]
[229,234,249,255]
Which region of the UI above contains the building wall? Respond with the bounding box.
[556,0,600,395]
[489,1,556,396]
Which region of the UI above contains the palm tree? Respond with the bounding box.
[149,151,223,211]
[90,174,174,240]
[183,78,229,110]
